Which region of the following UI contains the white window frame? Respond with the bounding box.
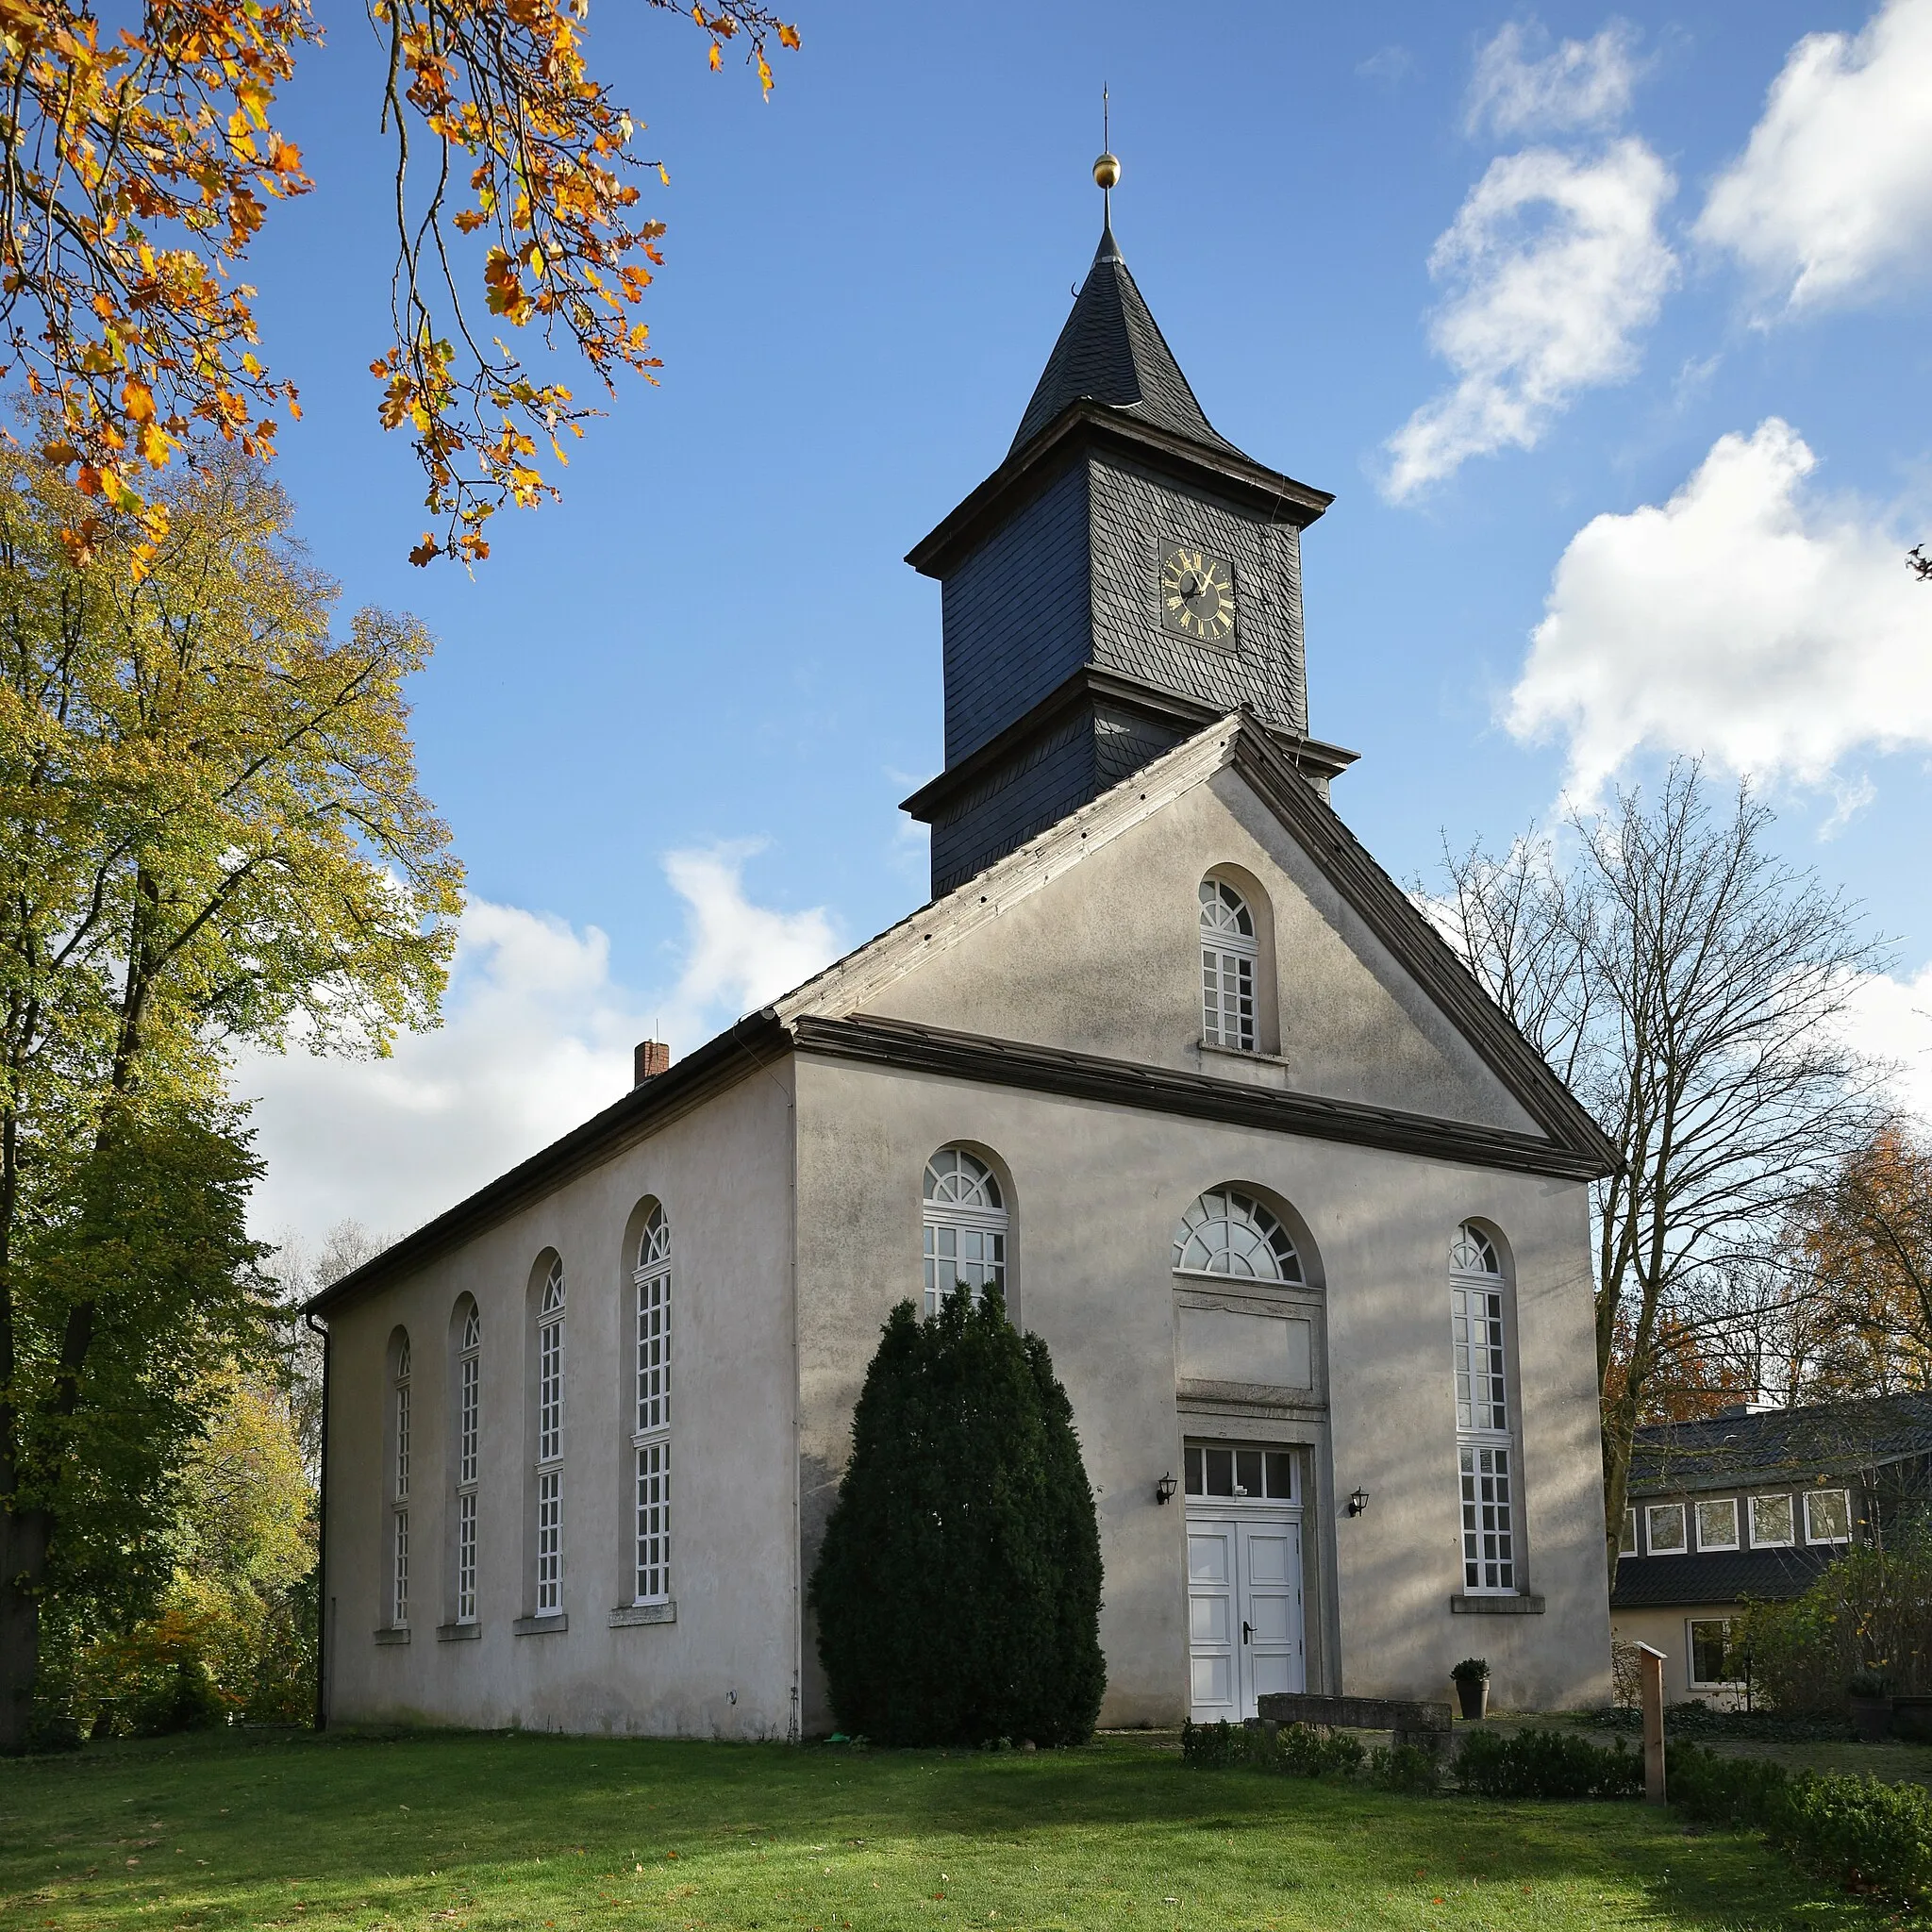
[922,1149,1008,1316]
[1749,1492,1795,1549]
[632,1207,672,1607]
[1450,1225,1517,1595]
[1620,1507,1638,1556]
[1645,1502,1687,1555]
[390,1335,411,1627]
[1173,1189,1302,1283]
[1694,1497,1740,1553]
[456,1304,480,1624]
[1200,879,1258,1053]
[1804,1488,1853,1545]
[1687,1616,1740,1690]
[534,1261,565,1618]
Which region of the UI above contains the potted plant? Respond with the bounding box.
[1847,1671,1892,1742]
[1451,1657,1490,1721]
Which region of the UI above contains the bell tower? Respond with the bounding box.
[901,150,1356,899]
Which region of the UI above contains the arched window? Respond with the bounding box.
[534,1259,565,1617]
[1174,1189,1303,1282]
[632,1205,671,1605]
[454,1301,480,1625]
[390,1332,412,1627]
[923,1148,1008,1315]
[1200,879,1257,1052]
[1450,1223,1516,1595]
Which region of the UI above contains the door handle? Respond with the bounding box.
[1242,1621,1252,1644]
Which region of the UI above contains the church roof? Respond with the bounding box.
[306,714,1619,1319]
[1008,217,1243,460]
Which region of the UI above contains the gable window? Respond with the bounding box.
[1695,1498,1740,1552]
[1174,1189,1302,1282]
[455,1302,480,1624]
[534,1260,565,1617]
[1805,1489,1852,1544]
[923,1148,1008,1315]
[1200,879,1257,1052]
[1450,1224,1516,1594]
[632,1204,672,1605]
[390,1333,412,1627]
[1646,1502,1687,1554]
[1750,1493,1795,1548]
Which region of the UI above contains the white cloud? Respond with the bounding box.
[1383,140,1676,499]
[1464,18,1644,138]
[239,847,841,1250]
[1696,0,1932,314]
[1842,960,1932,1126]
[1507,419,1931,801]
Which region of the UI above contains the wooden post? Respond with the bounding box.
[1638,1641,1667,1804]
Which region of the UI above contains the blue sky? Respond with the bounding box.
[238,0,1932,1244]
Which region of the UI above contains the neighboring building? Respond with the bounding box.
[307,181,1621,1740]
[1611,1395,1932,1704]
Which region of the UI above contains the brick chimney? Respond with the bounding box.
[633,1039,671,1087]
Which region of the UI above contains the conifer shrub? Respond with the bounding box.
[808,1290,1105,1748]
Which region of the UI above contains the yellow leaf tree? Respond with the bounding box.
[0,444,463,1751]
[0,0,800,570]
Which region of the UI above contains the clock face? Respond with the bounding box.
[1158,541,1236,645]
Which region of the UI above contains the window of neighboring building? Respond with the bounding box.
[1805,1489,1853,1544]
[1174,1189,1302,1282]
[534,1259,565,1618]
[1688,1618,1738,1690]
[455,1303,480,1624]
[1451,1224,1516,1594]
[1199,879,1257,1052]
[1620,1507,1638,1556]
[1695,1497,1740,1552]
[1646,1502,1687,1554]
[1750,1493,1795,1547]
[632,1203,671,1606]
[1185,1443,1297,1503]
[391,1333,411,1627]
[922,1148,1008,1315]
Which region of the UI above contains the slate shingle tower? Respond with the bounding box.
[903,189,1356,898]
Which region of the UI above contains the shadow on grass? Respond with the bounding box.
[0,1725,1874,1931]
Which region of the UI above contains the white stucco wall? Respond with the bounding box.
[792,1056,1609,1731]
[859,766,1540,1137]
[321,1062,799,1739]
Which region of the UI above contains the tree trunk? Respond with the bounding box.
[0,1504,47,1755]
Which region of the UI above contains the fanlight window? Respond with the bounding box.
[923,1148,1008,1315]
[1173,1189,1302,1282]
[1200,879,1258,1053]
[1450,1223,1501,1276]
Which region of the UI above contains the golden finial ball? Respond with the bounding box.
[1092,151,1121,191]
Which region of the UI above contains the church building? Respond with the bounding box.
[308,165,1619,1739]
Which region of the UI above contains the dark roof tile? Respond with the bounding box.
[1628,1394,1932,1496]
[1010,219,1241,459]
[1611,1546,1839,1609]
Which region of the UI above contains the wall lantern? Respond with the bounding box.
[1347,1487,1371,1518]
[1155,1472,1178,1506]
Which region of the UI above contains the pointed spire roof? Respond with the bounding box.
[1009,217,1243,459]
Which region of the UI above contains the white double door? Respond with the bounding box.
[1187,1512,1305,1720]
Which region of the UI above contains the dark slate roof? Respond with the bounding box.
[1627,1393,1932,1498]
[1611,1546,1839,1609]
[1009,218,1242,460]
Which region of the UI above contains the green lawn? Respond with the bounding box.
[0,1726,1876,1931]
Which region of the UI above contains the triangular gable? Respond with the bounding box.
[780,712,1616,1174]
